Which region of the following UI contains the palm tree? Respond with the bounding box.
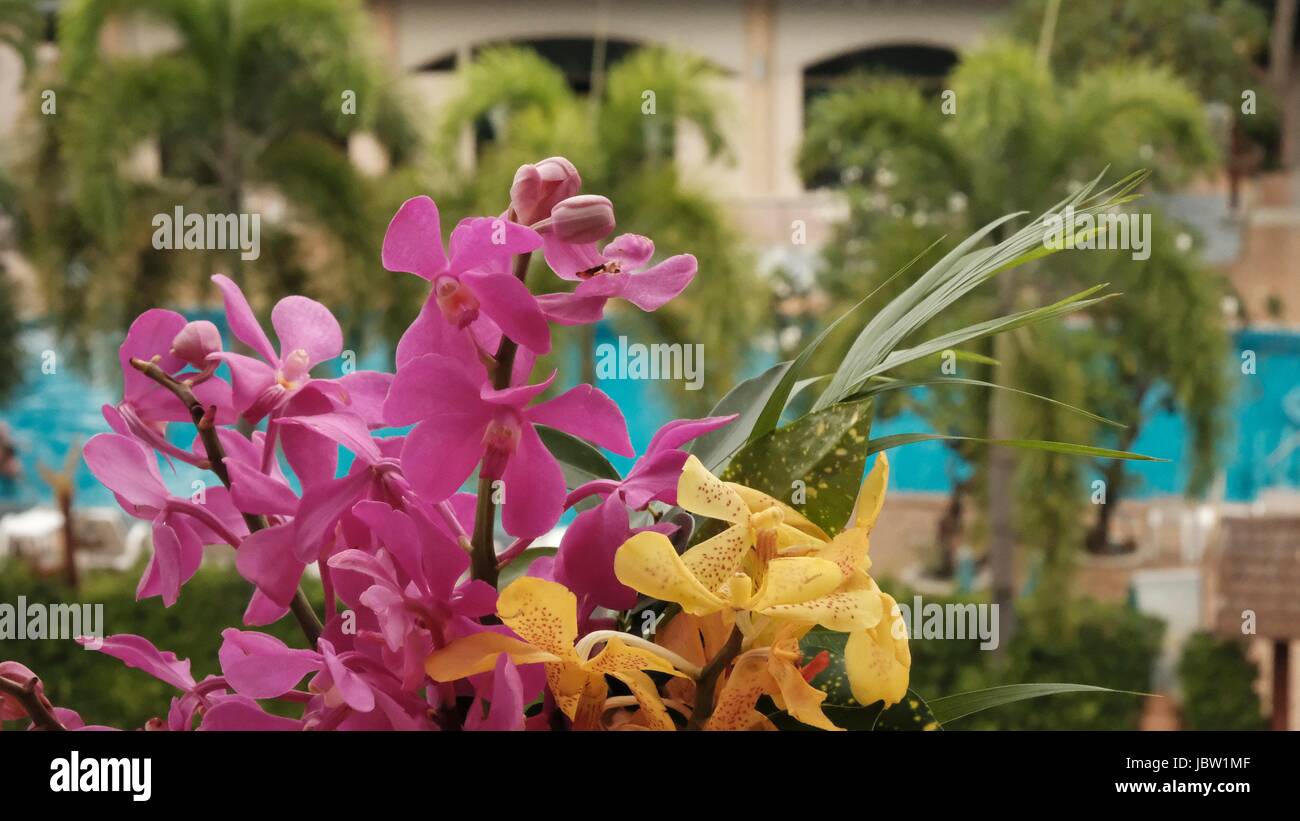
[431,45,766,413]
[17,0,420,351]
[799,42,1226,635]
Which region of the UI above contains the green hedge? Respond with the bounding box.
[0,559,319,729]
[896,587,1165,730]
[1177,631,1266,730]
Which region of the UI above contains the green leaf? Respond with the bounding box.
[865,432,1164,461]
[721,398,873,534]
[872,690,942,731]
[854,375,1126,428]
[798,628,855,705]
[928,683,1147,725]
[535,426,620,489]
[497,547,558,589]
[687,362,790,472]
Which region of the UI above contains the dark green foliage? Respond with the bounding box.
[1177,631,1266,730]
[0,559,321,729]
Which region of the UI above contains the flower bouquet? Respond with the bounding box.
[0,159,1152,731]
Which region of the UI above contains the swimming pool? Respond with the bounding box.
[1,320,1295,508]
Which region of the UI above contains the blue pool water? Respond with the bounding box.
[2,319,1297,508]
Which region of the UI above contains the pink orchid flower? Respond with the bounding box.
[382,196,550,355]
[538,233,697,325]
[78,634,228,731]
[384,353,634,538]
[84,433,249,606]
[208,274,346,424]
[103,309,235,466]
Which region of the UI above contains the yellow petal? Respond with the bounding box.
[612,670,676,731]
[851,452,889,532]
[496,577,580,661]
[705,650,776,731]
[768,646,841,731]
[808,527,872,580]
[749,557,844,611]
[728,483,830,542]
[844,591,911,707]
[616,531,728,615]
[425,632,561,681]
[760,578,883,632]
[678,454,749,524]
[570,669,609,730]
[584,635,683,678]
[681,524,754,592]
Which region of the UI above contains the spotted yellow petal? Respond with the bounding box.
[844,591,911,707]
[808,527,871,580]
[760,577,884,632]
[678,454,748,524]
[681,524,754,592]
[768,645,840,732]
[570,669,609,729]
[425,631,562,681]
[615,531,728,615]
[584,635,684,678]
[496,577,580,661]
[728,483,830,542]
[851,452,889,532]
[748,557,844,612]
[705,650,775,731]
[612,670,676,731]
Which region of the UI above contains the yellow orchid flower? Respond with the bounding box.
[705,624,841,731]
[614,455,884,635]
[425,577,690,729]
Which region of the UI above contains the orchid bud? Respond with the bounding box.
[0,661,39,720]
[542,195,616,244]
[510,156,581,225]
[171,320,223,369]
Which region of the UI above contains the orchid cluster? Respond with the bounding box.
[0,157,910,732]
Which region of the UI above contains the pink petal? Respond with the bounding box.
[645,414,738,456]
[460,269,551,354]
[279,389,338,488]
[480,369,556,409]
[384,353,486,427]
[201,694,303,730]
[537,291,609,325]
[292,469,375,562]
[319,640,374,712]
[381,196,447,280]
[553,494,636,610]
[280,411,382,465]
[526,384,634,456]
[619,450,690,509]
[211,274,278,364]
[466,654,525,731]
[447,217,543,274]
[242,590,290,626]
[83,433,169,510]
[271,296,343,367]
[603,233,655,268]
[541,233,604,280]
[78,634,196,692]
[207,351,277,420]
[119,309,188,404]
[499,423,565,538]
[395,295,501,369]
[399,415,488,505]
[235,523,307,607]
[219,629,321,698]
[620,254,697,311]
[144,519,203,607]
[226,458,299,516]
[330,371,393,428]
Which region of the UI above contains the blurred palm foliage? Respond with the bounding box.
[428,45,767,414]
[798,41,1231,594]
[6,0,424,366]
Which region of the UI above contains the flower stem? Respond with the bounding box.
[129,357,323,647]
[0,674,65,731]
[686,625,744,731]
[468,250,533,587]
